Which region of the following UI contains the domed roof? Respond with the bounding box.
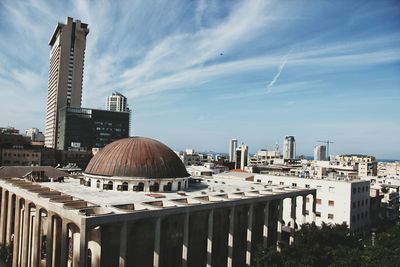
[84,137,189,179]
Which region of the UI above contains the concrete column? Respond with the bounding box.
[206,209,213,267]
[153,217,161,267]
[12,197,21,267]
[276,199,283,252]
[60,221,69,267]
[182,211,189,267]
[227,206,235,267]
[21,201,31,267]
[289,197,296,245]
[263,201,270,248]
[246,204,254,267]
[46,212,54,267]
[6,194,13,245]
[32,208,41,267]
[79,222,88,267]
[0,191,8,245]
[312,193,317,223]
[145,182,150,192]
[119,222,128,267]
[302,195,307,225]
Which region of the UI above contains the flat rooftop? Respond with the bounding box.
[44,177,307,206]
[0,176,314,222]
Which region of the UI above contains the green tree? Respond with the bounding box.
[255,223,363,267]
[362,224,400,267]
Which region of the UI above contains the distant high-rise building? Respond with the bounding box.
[106,91,129,112]
[229,139,238,162]
[26,128,45,142]
[45,17,89,148]
[106,91,131,135]
[235,144,248,170]
[314,145,327,161]
[283,135,296,159]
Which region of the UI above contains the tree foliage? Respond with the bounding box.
[255,222,400,267]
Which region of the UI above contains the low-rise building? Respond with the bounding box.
[254,174,371,233]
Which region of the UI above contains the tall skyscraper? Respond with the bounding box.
[283,135,296,159]
[235,144,248,170]
[45,17,89,148]
[229,139,238,162]
[314,145,327,161]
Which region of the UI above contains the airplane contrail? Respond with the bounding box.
[266,48,293,93]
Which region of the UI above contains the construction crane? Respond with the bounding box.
[317,140,334,159]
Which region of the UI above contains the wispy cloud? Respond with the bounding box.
[0,0,399,157]
[266,48,293,93]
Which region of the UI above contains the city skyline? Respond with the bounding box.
[0,0,399,159]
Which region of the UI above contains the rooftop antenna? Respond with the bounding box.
[317,140,334,159]
[275,141,279,152]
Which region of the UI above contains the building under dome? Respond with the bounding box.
[0,136,317,267]
[83,137,190,192]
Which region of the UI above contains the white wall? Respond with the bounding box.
[255,174,370,232]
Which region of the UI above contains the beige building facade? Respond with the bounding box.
[45,17,89,148]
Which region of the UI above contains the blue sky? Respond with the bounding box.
[0,0,399,159]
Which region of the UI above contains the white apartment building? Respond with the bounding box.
[283,136,296,159]
[249,149,281,165]
[255,174,371,232]
[314,145,327,161]
[229,139,238,162]
[106,91,129,112]
[235,144,248,170]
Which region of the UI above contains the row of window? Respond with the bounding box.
[305,210,334,220]
[2,153,39,158]
[352,199,369,208]
[306,197,335,206]
[352,211,369,222]
[353,185,369,194]
[86,180,185,192]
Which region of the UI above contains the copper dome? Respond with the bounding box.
[84,137,189,178]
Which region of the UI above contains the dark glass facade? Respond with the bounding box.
[57,107,130,150]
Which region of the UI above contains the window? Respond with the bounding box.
[257,179,261,183]
[316,198,322,204]
[292,183,297,187]
[96,180,100,188]
[268,181,272,184]
[352,215,355,222]
[121,182,128,191]
[305,210,309,215]
[365,199,369,205]
[358,187,361,193]
[353,188,356,194]
[352,202,356,208]
[279,182,284,185]
[328,200,334,206]
[305,184,310,188]
[358,201,360,207]
[306,197,310,203]
[316,212,321,217]
[328,214,334,219]
[329,187,335,193]
[361,200,364,206]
